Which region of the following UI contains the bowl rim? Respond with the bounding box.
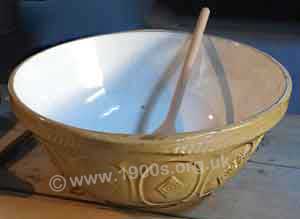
[8,29,292,148]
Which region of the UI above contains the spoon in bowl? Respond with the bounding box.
[153,8,210,136]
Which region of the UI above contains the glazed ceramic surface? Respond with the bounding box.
[9,31,292,210]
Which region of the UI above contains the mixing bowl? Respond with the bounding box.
[9,30,292,210]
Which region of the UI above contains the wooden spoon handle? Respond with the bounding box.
[154,8,210,135]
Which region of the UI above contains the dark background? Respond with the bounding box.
[1,1,300,82]
[162,0,300,20]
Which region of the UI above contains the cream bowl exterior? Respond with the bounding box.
[9,30,292,210]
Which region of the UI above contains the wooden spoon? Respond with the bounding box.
[153,8,210,136]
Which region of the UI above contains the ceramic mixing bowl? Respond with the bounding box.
[9,30,292,210]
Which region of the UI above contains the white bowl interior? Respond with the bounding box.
[13,31,287,134]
